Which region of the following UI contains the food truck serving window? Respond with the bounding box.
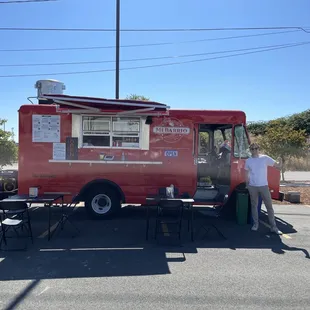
[82,116,141,148]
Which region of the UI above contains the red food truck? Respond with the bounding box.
[18,84,282,218]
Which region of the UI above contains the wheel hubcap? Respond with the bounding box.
[91,194,112,214]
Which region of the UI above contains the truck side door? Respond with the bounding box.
[231,125,250,190]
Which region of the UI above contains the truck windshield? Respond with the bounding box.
[234,125,251,158]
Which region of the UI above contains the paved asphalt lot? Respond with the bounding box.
[0,203,309,310]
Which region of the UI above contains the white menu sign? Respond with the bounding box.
[53,143,66,160]
[32,115,60,143]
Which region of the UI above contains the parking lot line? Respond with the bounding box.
[30,206,40,212]
[40,247,144,252]
[259,219,292,239]
[281,234,292,240]
[38,206,80,239]
[38,222,58,239]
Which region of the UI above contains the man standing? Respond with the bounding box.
[245,143,283,235]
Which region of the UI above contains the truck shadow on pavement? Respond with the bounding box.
[0,205,309,282]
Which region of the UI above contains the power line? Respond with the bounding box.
[0,42,308,78]
[0,26,309,32]
[0,29,302,52]
[1,41,309,67]
[0,0,56,3]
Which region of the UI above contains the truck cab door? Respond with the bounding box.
[231,125,249,189]
[191,123,202,186]
[192,124,199,174]
[268,166,281,200]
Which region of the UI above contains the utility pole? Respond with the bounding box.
[115,0,120,99]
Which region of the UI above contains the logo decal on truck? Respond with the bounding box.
[153,118,190,143]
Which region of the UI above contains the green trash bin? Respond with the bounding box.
[236,191,249,225]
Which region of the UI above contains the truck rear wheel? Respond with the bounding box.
[85,186,121,219]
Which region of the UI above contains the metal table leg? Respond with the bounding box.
[48,202,52,241]
[191,204,194,241]
[60,196,64,230]
[146,205,150,240]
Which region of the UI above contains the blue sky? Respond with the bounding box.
[0,0,309,141]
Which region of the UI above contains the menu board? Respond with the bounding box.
[32,115,60,143]
[66,137,78,160]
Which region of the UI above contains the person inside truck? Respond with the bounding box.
[218,140,231,165]
[245,142,283,235]
[216,140,231,183]
[83,139,94,147]
[210,145,218,161]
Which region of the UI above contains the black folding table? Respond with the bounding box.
[2,194,64,241]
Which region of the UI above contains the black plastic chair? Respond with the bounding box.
[154,199,184,240]
[156,188,193,237]
[145,188,192,241]
[0,204,27,230]
[0,201,33,250]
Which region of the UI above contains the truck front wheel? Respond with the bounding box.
[85,186,121,219]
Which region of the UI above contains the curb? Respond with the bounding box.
[280,183,310,187]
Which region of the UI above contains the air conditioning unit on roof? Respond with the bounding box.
[35,79,66,98]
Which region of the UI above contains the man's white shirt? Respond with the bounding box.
[245,155,275,186]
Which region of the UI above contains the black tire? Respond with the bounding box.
[85,185,121,219]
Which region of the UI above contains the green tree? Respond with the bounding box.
[247,121,268,136]
[248,109,310,136]
[0,119,18,168]
[126,94,150,101]
[257,120,307,181]
[288,109,310,135]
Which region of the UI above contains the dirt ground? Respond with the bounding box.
[274,186,310,205]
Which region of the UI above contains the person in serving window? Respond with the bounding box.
[245,143,283,235]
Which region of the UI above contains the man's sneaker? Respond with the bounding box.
[251,224,259,231]
[270,227,283,235]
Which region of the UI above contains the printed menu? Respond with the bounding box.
[32,114,60,143]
